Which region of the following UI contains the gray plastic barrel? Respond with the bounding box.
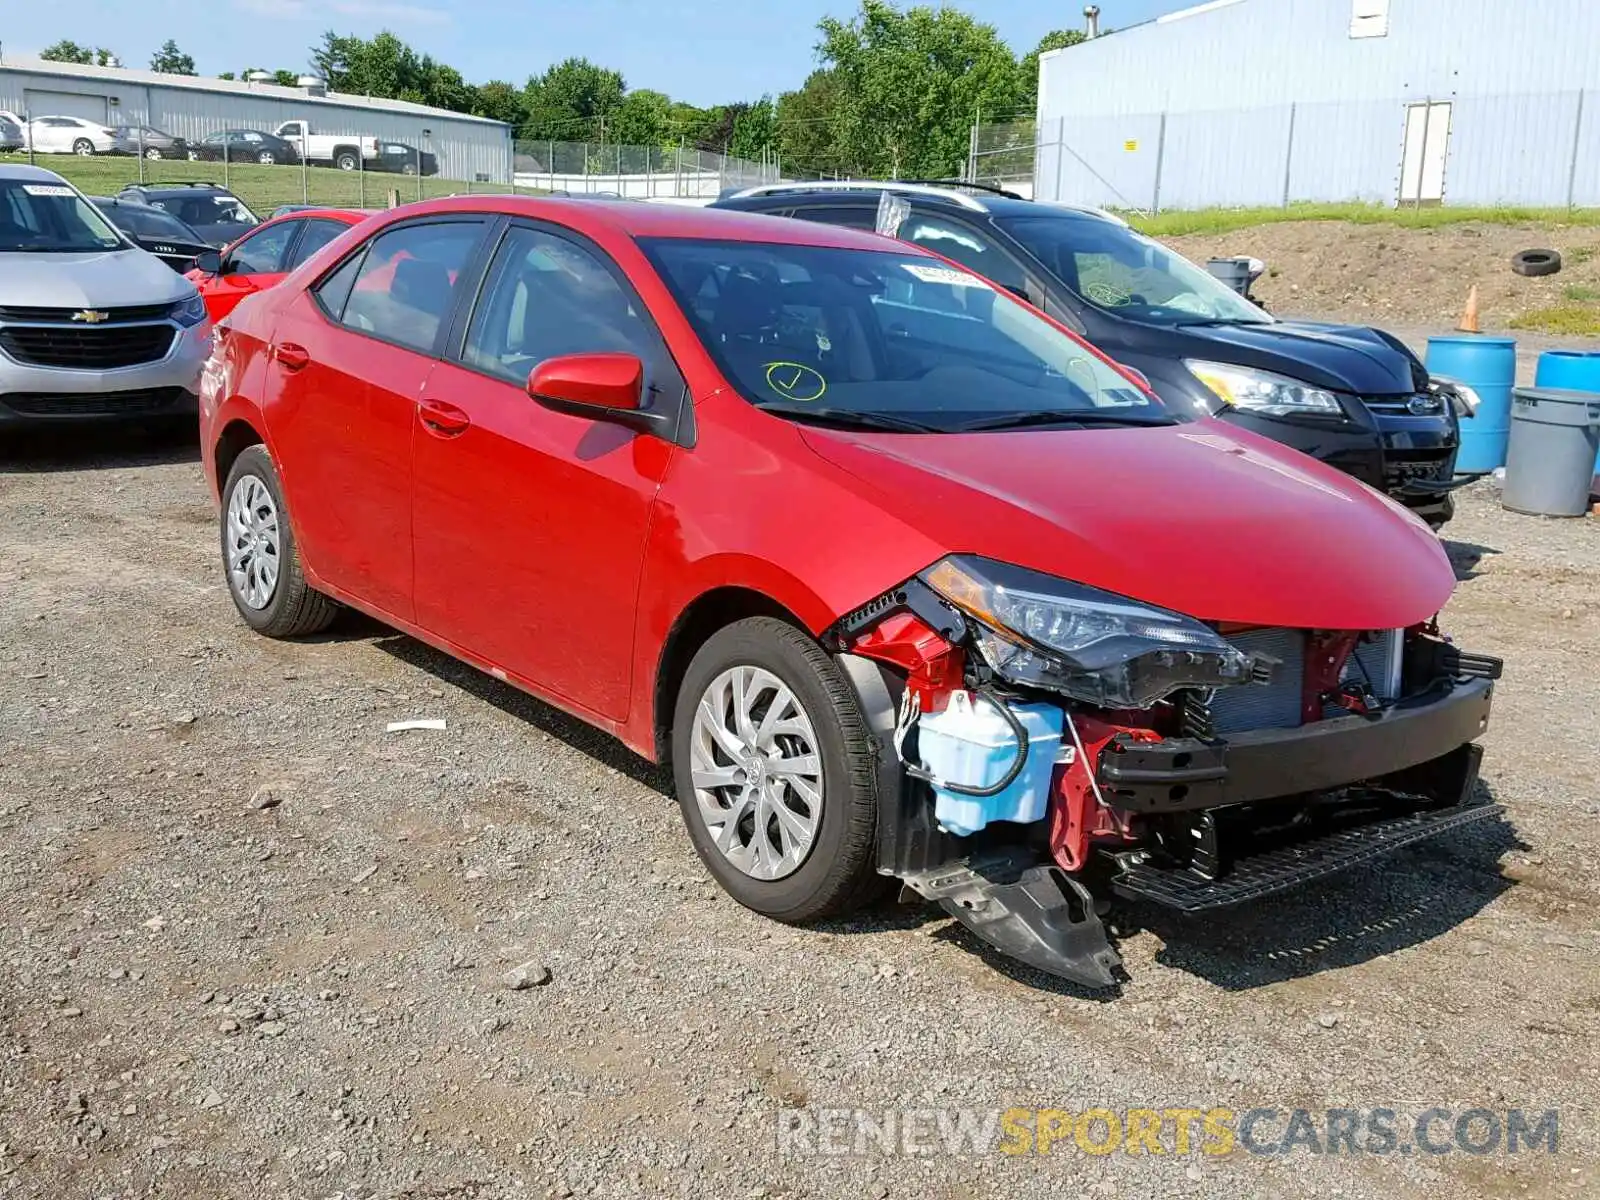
[1205,257,1252,296]
[1502,387,1600,517]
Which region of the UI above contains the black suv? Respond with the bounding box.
[89,196,212,272]
[712,182,1463,528]
[114,182,260,248]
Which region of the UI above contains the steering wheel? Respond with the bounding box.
[1084,280,1133,307]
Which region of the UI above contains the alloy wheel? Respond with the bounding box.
[689,666,824,881]
[226,474,281,610]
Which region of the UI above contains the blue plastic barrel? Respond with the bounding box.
[1426,335,1517,475]
[1534,350,1600,472]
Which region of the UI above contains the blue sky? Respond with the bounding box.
[1,0,1194,107]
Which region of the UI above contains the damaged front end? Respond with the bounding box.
[826,558,1502,988]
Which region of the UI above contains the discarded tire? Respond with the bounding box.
[1511,249,1562,277]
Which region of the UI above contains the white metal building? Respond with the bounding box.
[1035,0,1600,211]
[0,56,512,183]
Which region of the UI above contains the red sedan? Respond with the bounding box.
[199,196,1497,985]
[186,207,370,323]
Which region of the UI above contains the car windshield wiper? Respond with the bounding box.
[956,408,1179,433]
[756,403,940,434]
[1173,316,1272,327]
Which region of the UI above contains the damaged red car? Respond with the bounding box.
[200,197,1501,986]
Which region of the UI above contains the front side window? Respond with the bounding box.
[463,225,662,384]
[337,220,485,353]
[0,179,124,253]
[224,220,299,275]
[999,215,1272,325]
[106,203,197,241]
[642,238,1164,433]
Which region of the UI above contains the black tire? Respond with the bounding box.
[1511,248,1562,277]
[257,150,277,166]
[72,138,95,156]
[334,149,359,171]
[671,617,880,923]
[220,446,338,638]
[401,162,418,176]
[187,149,201,161]
[143,146,163,160]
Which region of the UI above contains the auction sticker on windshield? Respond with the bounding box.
[23,185,77,197]
[902,263,992,288]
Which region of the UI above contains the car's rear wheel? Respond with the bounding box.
[671,617,880,923]
[186,149,201,161]
[335,150,359,171]
[220,446,338,638]
[257,150,277,165]
[144,146,163,160]
[72,138,94,156]
[401,162,418,176]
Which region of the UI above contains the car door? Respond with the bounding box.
[33,118,70,153]
[262,216,490,621]
[411,221,681,721]
[197,219,302,321]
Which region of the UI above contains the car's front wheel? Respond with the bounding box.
[220,446,338,638]
[144,146,163,160]
[257,150,277,165]
[671,618,880,923]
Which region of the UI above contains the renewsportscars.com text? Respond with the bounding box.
[776,1106,1559,1158]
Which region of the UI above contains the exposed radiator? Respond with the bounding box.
[1207,628,1401,734]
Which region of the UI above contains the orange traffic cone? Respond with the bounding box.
[1456,284,1481,333]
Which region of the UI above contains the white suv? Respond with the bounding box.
[26,116,134,156]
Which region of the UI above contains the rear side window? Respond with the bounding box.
[287,218,349,270]
[224,220,299,276]
[335,220,485,354]
[789,205,878,231]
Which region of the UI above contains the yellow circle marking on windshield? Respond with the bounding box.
[764,362,827,402]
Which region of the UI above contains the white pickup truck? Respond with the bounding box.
[271,121,380,171]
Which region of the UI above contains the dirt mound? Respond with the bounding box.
[1165,221,1600,333]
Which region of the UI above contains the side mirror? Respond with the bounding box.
[527,352,670,438]
[193,249,221,276]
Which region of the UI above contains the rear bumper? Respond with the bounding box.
[1099,677,1495,812]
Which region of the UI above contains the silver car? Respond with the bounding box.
[0,163,211,423]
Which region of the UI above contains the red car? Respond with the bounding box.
[187,208,369,323]
[199,197,1500,985]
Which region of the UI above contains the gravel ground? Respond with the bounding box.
[2,423,1598,1200]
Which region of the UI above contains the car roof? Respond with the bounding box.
[122,182,234,196]
[0,162,70,184]
[715,182,1127,226]
[365,194,921,251]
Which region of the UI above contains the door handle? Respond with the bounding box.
[273,341,310,370]
[418,398,471,437]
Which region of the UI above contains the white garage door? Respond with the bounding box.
[22,89,109,123]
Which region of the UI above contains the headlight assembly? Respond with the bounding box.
[169,291,208,328]
[921,555,1258,709]
[1186,360,1343,417]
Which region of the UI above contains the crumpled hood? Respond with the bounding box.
[1189,320,1425,395]
[0,248,193,309]
[801,418,1455,630]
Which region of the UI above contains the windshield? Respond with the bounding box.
[150,193,258,228]
[998,215,1272,325]
[0,179,125,253]
[641,238,1167,432]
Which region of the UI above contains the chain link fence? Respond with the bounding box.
[512,140,781,199]
[978,89,1600,214]
[0,113,788,215]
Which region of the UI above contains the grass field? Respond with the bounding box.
[3,150,541,216]
[1130,201,1600,237]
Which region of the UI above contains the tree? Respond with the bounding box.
[523,57,625,141]
[472,80,527,128]
[816,0,1024,178]
[149,39,196,75]
[1018,29,1086,113]
[40,40,105,66]
[776,70,852,177]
